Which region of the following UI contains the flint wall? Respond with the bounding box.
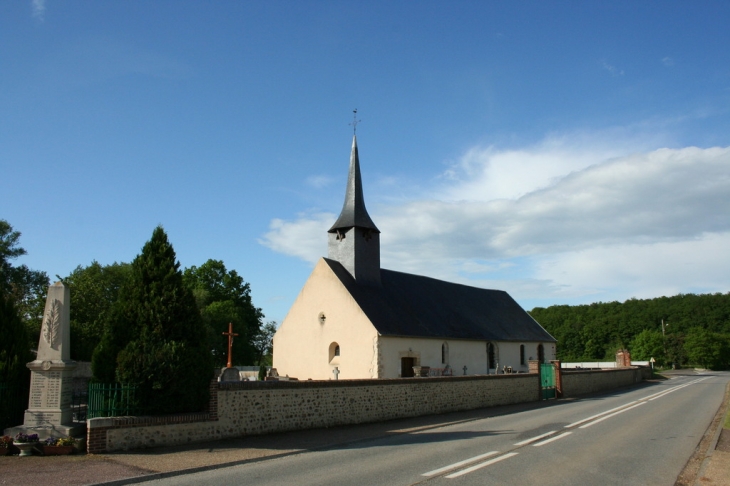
[87,367,651,453]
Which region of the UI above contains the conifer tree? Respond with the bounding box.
[92,226,213,413]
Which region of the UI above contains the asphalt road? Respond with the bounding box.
[142,371,729,486]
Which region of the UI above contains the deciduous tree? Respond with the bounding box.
[183,260,263,366]
[630,329,665,364]
[0,284,32,384]
[64,261,132,361]
[0,220,49,345]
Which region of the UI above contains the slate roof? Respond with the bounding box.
[323,258,556,343]
[328,135,380,233]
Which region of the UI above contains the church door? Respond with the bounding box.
[401,357,415,377]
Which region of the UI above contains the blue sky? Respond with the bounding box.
[2,1,730,325]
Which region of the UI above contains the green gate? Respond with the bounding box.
[87,383,139,419]
[540,363,556,399]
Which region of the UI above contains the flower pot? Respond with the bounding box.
[40,445,75,456]
[14,442,38,457]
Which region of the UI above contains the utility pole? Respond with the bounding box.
[661,319,669,366]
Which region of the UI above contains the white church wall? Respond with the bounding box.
[377,337,486,378]
[377,338,557,378]
[488,341,557,373]
[273,259,379,380]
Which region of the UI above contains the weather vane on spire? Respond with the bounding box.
[350,109,361,134]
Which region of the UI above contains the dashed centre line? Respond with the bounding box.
[444,452,519,479]
[421,451,500,477]
[532,431,572,446]
[578,402,647,428]
[514,430,557,446]
[418,376,707,480]
[565,401,638,428]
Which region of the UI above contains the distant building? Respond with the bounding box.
[273,135,556,379]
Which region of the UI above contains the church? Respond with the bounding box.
[272,135,556,380]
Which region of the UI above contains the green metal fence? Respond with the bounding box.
[0,382,28,431]
[87,383,140,418]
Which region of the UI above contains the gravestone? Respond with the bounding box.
[4,282,84,439]
[219,367,241,382]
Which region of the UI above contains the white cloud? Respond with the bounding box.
[259,212,332,264]
[601,60,625,76]
[437,128,665,202]
[39,38,192,90]
[662,56,675,67]
[261,135,730,307]
[32,0,45,20]
[305,175,334,189]
[533,232,730,301]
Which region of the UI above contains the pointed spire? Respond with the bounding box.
[328,135,380,233]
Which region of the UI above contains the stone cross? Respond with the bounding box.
[462,365,468,376]
[332,367,340,380]
[222,322,238,369]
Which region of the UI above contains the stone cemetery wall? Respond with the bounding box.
[560,366,652,397]
[87,367,652,453]
[88,373,538,453]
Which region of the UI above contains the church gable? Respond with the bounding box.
[273,258,380,380]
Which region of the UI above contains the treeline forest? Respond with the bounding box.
[530,293,730,370]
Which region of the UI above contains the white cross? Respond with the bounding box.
[332,367,340,380]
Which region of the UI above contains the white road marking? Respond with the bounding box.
[642,379,700,400]
[568,377,708,429]
[514,430,557,446]
[533,431,572,447]
[445,452,519,479]
[648,378,708,401]
[565,401,638,428]
[426,376,707,481]
[579,402,646,428]
[421,451,500,477]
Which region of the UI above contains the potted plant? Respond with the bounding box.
[0,435,12,456]
[13,433,39,457]
[40,436,77,456]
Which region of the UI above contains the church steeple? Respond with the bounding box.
[327,135,381,286]
[329,136,379,234]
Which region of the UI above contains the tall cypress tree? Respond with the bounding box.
[92,226,213,413]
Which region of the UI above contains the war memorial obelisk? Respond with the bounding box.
[4,282,84,438]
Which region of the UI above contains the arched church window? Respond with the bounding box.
[537,344,545,363]
[520,345,525,365]
[487,342,496,369]
[329,342,341,364]
[441,343,449,364]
